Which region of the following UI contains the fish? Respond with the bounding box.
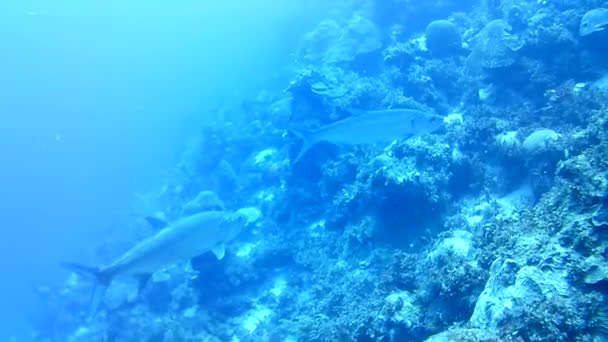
[580,8,608,37]
[62,209,249,316]
[291,108,444,163]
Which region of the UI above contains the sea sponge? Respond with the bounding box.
[424,20,462,57]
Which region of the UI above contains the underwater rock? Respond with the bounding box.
[416,228,486,325]
[267,96,293,124]
[522,128,561,153]
[361,152,448,243]
[583,255,608,284]
[521,129,564,197]
[592,194,608,227]
[298,19,342,62]
[496,182,535,215]
[383,39,419,68]
[470,257,572,331]
[477,83,495,102]
[337,14,382,59]
[252,148,279,168]
[104,280,139,311]
[579,8,608,37]
[495,130,521,150]
[240,147,288,195]
[427,230,476,261]
[505,4,528,31]
[424,20,461,57]
[424,328,496,342]
[383,291,421,327]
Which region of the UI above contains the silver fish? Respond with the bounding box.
[580,8,608,37]
[62,209,249,315]
[291,108,443,163]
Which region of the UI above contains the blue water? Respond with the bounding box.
[0,1,326,339]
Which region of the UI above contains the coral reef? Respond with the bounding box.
[31,1,608,341]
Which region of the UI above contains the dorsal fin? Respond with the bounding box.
[289,128,315,164]
[136,274,151,294]
[211,243,226,260]
[145,216,168,229]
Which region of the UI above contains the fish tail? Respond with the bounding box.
[61,262,111,319]
[290,128,315,164]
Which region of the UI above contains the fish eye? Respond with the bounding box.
[237,214,248,224]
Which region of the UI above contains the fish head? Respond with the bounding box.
[415,113,444,134]
[580,9,608,36]
[219,210,250,241]
[579,17,597,36]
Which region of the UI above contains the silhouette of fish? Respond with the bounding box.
[291,108,444,163]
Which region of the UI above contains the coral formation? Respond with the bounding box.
[467,19,523,73]
[424,19,462,57]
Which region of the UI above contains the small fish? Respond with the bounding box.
[291,108,443,163]
[580,8,608,37]
[62,209,249,316]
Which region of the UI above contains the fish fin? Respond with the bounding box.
[88,282,108,320]
[145,216,168,229]
[211,243,226,260]
[60,262,100,277]
[61,262,112,318]
[345,108,366,116]
[136,274,151,294]
[289,128,315,164]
